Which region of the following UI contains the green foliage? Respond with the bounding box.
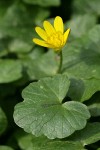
[0,0,100,149]
[15,130,85,150]
[73,0,100,15]
[0,146,14,150]
[68,123,100,145]
[22,0,60,7]
[14,75,90,139]
[0,108,7,136]
[66,14,97,39]
[25,50,59,80]
[0,59,22,83]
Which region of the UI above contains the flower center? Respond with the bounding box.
[46,32,64,49]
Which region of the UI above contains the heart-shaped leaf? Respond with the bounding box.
[14,75,90,139]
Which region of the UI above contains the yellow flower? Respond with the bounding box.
[33,16,70,52]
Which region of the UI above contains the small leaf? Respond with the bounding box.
[68,123,100,146]
[88,103,100,117]
[0,108,7,135]
[14,75,90,139]
[0,146,14,150]
[22,0,60,7]
[68,78,100,102]
[0,59,22,83]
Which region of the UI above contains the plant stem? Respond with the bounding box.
[57,50,63,73]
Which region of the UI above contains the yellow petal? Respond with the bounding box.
[33,38,51,48]
[35,27,48,41]
[54,16,64,33]
[64,28,71,43]
[43,21,55,36]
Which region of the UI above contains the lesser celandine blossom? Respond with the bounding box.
[33,16,70,52]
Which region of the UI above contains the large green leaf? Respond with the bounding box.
[0,59,22,83]
[65,14,97,39]
[0,107,7,135]
[8,39,32,54]
[68,123,100,146]
[24,50,59,80]
[16,131,85,150]
[73,0,100,15]
[0,3,49,42]
[22,0,60,7]
[62,25,100,102]
[62,25,100,79]
[0,146,14,150]
[31,141,85,150]
[14,75,90,139]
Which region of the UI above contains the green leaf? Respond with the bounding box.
[8,39,32,54]
[38,142,85,150]
[0,146,14,150]
[0,108,7,135]
[62,25,100,79]
[66,14,97,39]
[14,75,90,139]
[18,46,44,59]
[88,103,100,117]
[27,46,45,60]
[16,131,85,150]
[0,40,8,57]
[68,78,100,102]
[25,50,59,80]
[16,131,50,150]
[0,59,22,83]
[88,25,100,44]
[68,123,100,146]
[0,3,49,42]
[73,0,100,15]
[22,0,60,7]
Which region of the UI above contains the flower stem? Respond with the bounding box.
[57,50,63,73]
